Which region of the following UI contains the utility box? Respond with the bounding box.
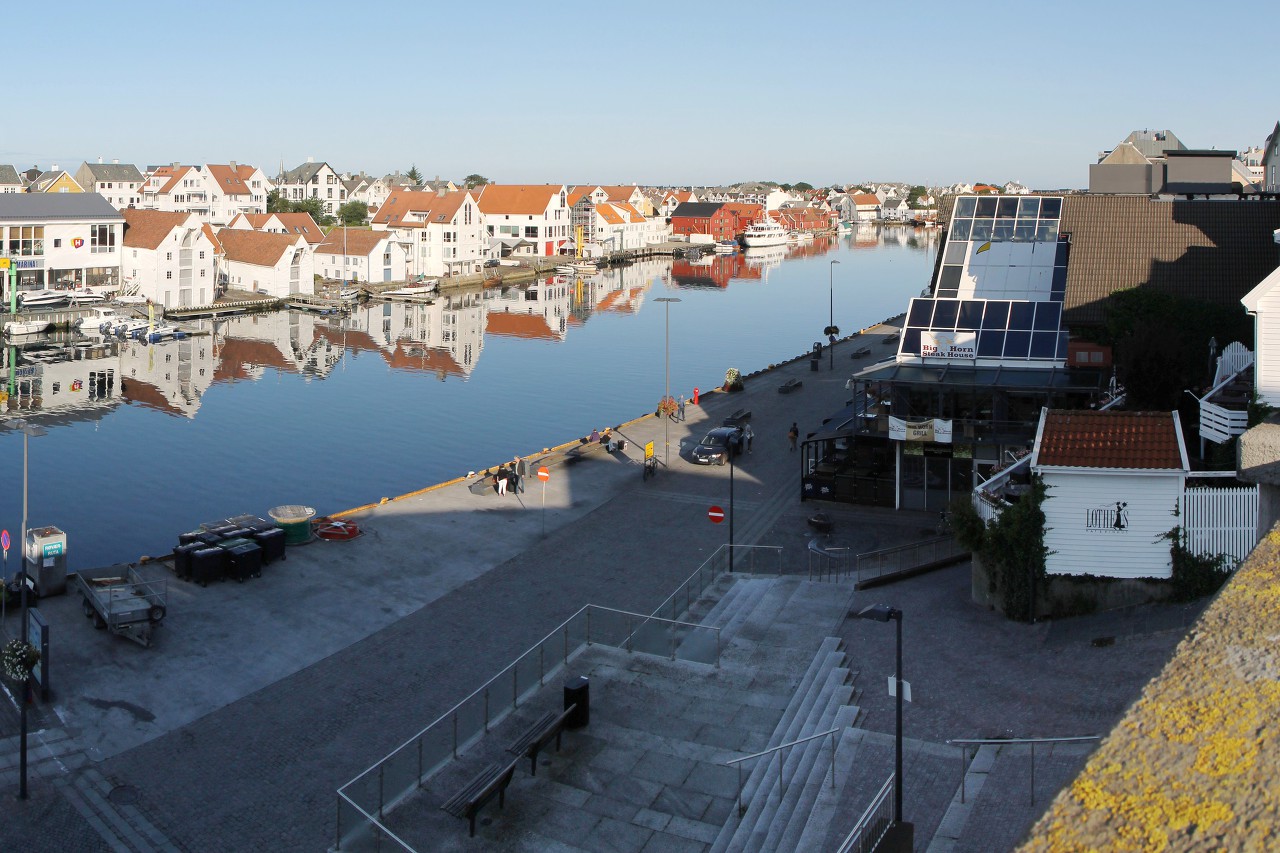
[24,526,68,597]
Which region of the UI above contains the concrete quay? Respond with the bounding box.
[0,324,1198,852]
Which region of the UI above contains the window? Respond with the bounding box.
[200,270,205,277]
[199,250,205,259]
[166,271,172,279]
[166,252,172,261]
[11,226,45,256]
[524,226,538,238]
[53,238,61,248]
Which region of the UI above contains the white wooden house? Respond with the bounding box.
[315,227,407,284]
[1241,264,1280,407]
[215,228,313,296]
[1031,409,1189,579]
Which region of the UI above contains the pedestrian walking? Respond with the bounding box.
[788,423,799,451]
[515,455,529,494]
[744,423,754,453]
[495,467,508,496]
[677,394,686,421]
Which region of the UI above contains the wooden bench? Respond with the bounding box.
[565,439,612,465]
[777,378,803,394]
[881,333,900,344]
[440,757,521,837]
[722,408,752,428]
[850,346,871,359]
[507,704,577,777]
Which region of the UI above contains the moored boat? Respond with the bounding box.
[18,289,68,308]
[713,241,738,254]
[742,218,789,248]
[67,289,108,304]
[77,306,123,332]
[4,320,53,337]
[146,324,182,343]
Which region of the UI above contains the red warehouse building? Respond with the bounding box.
[670,202,736,241]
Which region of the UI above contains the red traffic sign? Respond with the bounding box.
[537,466,550,482]
[0,529,8,551]
[707,506,725,524]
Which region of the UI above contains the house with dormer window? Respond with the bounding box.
[275,160,344,215]
[74,161,145,210]
[140,163,271,225]
[371,190,486,277]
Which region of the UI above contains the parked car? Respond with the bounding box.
[691,426,742,465]
[483,259,501,267]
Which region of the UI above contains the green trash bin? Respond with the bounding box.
[268,505,316,545]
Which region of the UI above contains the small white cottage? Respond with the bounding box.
[1031,408,1189,579]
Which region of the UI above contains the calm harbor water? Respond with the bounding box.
[1,226,937,568]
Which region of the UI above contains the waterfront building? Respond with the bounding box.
[669,201,735,242]
[849,192,881,221]
[139,162,272,225]
[225,212,325,245]
[274,160,345,215]
[73,161,145,210]
[370,190,487,277]
[568,189,663,254]
[655,189,699,217]
[315,227,408,284]
[121,209,219,307]
[809,190,1280,510]
[0,193,123,294]
[215,228,313,296]
[477,184,571,257]
[1263,121,1280,193]
[0,164,22,193]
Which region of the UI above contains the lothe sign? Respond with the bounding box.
[921,331,976,359]
[889,417,953,444]
[1085,501,1129,532]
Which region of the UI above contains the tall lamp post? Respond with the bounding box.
[11,418,46,801]
[828,259,841,370]
[858,603,910,842]
[655,297,681,467]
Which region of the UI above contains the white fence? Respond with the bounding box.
[1182,486,1259,565]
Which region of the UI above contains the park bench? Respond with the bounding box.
[565,438,613,465]
[850,346,871,359]
[777,378,803,394]
[507,704,577,777]
[722,408,752,428]
[440,757,521,838]
[881,333,900,344]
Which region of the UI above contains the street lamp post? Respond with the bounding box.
[655,297,681,468]
[829,259,841,370]
[12,418,46,801]
[858,603,908,838]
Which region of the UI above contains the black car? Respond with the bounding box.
[691,426,742,465]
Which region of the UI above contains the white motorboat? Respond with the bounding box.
[18,289,68,308]
[146,324,182,343]
[554,265,576,275]
[115,319,150,338]
[713,241,738,254]
[381,279,439,300]
[797,231,814,242]
[4,320,53,337]
[67,289,108,304]
[77,306,123,332]
[742,218,789,248]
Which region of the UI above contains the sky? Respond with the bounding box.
[7,1,1276,190]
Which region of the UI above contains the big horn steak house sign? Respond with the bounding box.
[921,331,976,359]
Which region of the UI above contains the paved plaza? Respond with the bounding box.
[0,327,1201,852]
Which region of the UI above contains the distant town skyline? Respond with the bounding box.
[8,1,1274,190]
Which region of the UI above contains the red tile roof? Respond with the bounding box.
[271,213,324,244]
[371,190,469,228]
[122,209,195,250]
[216,229,302,267]
[477,184,564,215]
[1035,410,1185,470]
[316,228,390,256]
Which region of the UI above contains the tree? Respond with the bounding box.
[792,181,814,192]
[337,200,368,226]
[267,190,290,213]
[290,197,327,221]
[908,185,929,207]
[406,165,424,185]
[463,174,489,189]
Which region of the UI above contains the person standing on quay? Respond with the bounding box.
[788,423,799,451]
[496,467,508,497]
[515,455,529,494]
[744,423,754,454]
[677,395,686,421]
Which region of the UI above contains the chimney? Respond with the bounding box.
[172,162,180,169]
[52,163,59,171]
[229,160,237,171]
[98,156,104,164]
[307,156,314,163]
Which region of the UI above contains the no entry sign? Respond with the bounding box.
[537,466,550,482]
[707,506,725,524]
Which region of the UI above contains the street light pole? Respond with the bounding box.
[829,259,840,370]
[858,603,906,828]
[655,297,681,468]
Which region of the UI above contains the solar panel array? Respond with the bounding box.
[936,195,1068,302]
[901,296,1068,362]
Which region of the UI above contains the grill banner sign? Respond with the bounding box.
[889,417,953,443]
[921,331,977,359]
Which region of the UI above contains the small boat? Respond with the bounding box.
[381,280,439,300]
[77,306,123,332]
[114,294,150,305]
[713,241,738,254]
[4,320,53,337]
[67,289,108,304]
[18,289,68,308]
[337,288,363,301]
[555,264,576,275]
[571,261,599,273]
[115,319,150,338]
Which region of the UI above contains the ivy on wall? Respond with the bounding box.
[950,477,1049,622]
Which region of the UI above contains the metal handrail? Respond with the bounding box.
[835,773,894,853]
[335,602,721,850]
[947,735,1100,806]
[855,535,966,585]
[726,726,841,818]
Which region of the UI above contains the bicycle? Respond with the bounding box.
[643,456,658,481]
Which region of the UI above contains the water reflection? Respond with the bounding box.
[1,235,936,565]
